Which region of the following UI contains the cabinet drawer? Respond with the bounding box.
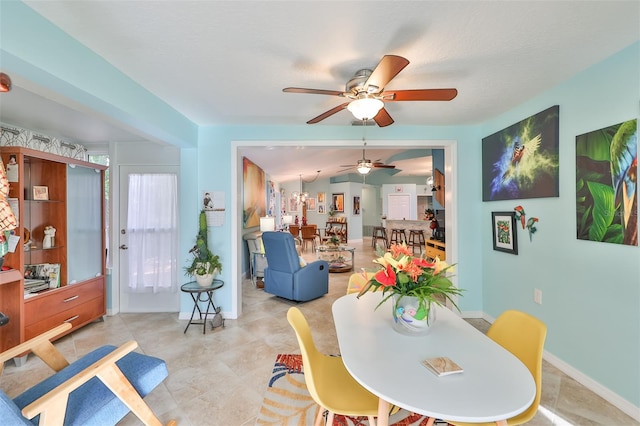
[425,245,446,261]
[25,278,104,326]
[25,296,105,340]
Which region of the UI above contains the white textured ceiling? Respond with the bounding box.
[2,1,639,181]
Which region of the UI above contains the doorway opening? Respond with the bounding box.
[229,139,458,319]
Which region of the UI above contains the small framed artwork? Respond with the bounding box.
[318,204,326,214]
[317,192,326,204]
[288,197,299,213]
[33,185,49,201]
[353,196,360,215]
[306,198,317,211]
[492,212,518,255]
[332,193,345,212]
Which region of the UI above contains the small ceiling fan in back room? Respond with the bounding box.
[283,55,458,127]
[339,141,396,176]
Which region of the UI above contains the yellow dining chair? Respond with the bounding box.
[446,309,547,426]
[287,307,380,426]
[346,271,376,295]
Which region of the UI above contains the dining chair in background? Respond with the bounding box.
[287,307,380,426]
[301,224,319,252]
[289,224,301,238]
[446,309,547,426]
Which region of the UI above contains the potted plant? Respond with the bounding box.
[328,235,341,247]
[185,210,222,286]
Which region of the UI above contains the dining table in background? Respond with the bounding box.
[332,292,536,426]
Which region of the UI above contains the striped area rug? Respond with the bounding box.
[255,354,439,425]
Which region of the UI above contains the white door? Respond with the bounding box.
[387,193,411,220]
[119,165,180,312]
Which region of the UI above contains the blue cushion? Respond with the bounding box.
[0,390,31,425]
[12,345,168,426]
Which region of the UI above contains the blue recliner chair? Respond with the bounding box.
[262,231,329,302]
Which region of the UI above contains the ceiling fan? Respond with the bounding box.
[283,55,457,127]
[340,141,396,175]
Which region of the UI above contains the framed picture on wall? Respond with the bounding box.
[306,198,316,211]
[318,204,326,214]
[332,193,344,212]
[317,192,326,204]
[482,105,559,201]
[242,157,266,228]
[576,118,638,246]
[288,197,299,212]
[491,211,518,255]
[353,196,360,215]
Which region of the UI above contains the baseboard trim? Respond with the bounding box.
[542,350,640,422]
[462,311,640,422]
[460,310,485,318]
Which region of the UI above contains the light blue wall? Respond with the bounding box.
[2,1,638,411]
[480,42,640,407]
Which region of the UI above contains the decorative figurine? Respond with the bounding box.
[43,225,56,249]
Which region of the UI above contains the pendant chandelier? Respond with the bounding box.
[290,174,309,205]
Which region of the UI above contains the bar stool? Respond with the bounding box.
[372,226,388,249]
[407,230,425,254]
[389,228,406,245]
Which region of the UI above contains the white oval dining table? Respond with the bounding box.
[332,292,536,426]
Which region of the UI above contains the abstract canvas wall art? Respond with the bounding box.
[242,157,266,229]
[482,105,559,201]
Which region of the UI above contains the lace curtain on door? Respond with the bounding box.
[127,173,178,293]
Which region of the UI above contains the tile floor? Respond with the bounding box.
[1,238,638,425]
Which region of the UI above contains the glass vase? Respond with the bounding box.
[391,294,436,336]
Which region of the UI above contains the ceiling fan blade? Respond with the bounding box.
[364,55,410,92]
[307,102,350,124]
[384,88,458,102]
[373,107,394,127]
[373,163,396,169]
[283,87,345,97]
[337,166,355,173]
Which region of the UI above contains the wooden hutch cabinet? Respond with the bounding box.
[324,219,348,244]
[0,147,106,352]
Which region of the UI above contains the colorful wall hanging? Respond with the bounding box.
[482,105,559,201]
[576,119,637,246]
[242,157,266,229]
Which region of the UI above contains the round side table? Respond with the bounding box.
[181,279,224,334]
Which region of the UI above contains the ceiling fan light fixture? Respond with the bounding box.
[356,159,372,175]
[347,98,383,120]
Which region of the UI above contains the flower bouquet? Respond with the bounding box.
[358,243,463,334]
